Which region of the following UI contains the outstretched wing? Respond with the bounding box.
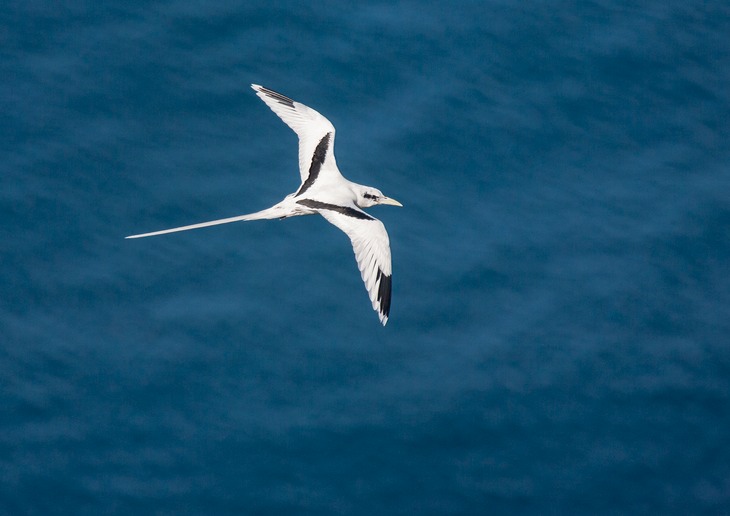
[300,200,393,325]
[252,84,342,193]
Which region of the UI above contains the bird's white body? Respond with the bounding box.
[127,84,401,325]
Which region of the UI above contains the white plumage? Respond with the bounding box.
[127,84,402,325]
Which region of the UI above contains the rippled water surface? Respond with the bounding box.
[2,1,729,514]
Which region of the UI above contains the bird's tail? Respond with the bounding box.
[125,204,287,239]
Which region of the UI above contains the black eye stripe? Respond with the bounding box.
[364,193,377,200]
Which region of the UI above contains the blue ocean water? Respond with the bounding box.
[2,1,729,514]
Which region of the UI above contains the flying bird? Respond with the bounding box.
[127,84,402,325]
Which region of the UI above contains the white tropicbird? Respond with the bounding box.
[127,84,402,325]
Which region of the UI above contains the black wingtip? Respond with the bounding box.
[376,269,392,321]
[254,84,295,108]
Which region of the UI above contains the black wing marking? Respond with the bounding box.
[297,199,375,220]
[295,132,331,196]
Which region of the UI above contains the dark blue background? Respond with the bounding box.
[2,1,729,514]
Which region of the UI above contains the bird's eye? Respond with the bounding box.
[364,193,377,200]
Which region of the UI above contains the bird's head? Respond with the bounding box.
[356,187,403,209]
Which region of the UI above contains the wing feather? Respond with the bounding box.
[251,84,341,186]
[317,208,394,325]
